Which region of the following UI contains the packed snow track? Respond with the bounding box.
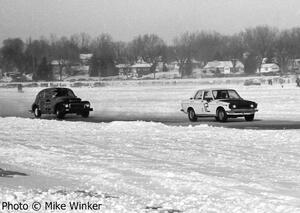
[1,84,300,212]
[0,84,300,129]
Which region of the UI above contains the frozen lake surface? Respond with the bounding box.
[0,83,300,212]
[0,83,300,120]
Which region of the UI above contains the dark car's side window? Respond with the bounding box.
[38,91,45,99]
[68,90,76,97]
[45,90,55,99]
[46,90,52,97]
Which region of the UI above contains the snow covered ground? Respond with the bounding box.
[0,118,300,212]
[0,83,300,212]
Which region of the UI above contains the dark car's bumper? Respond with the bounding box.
[226,108,258,116]
[65,107,93,113]
[62,102,92,113]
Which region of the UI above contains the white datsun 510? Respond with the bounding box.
[181,88,258,122]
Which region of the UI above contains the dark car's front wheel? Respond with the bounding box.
[81,111,90,118]
[56,105,65,119]
[33,107,41,118]
[245,114,255,121]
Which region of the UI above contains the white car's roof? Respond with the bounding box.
[198,88,236,91]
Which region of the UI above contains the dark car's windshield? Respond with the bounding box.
[55,89,76,97]
[212,90,241,99]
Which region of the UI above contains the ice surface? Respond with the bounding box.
[0,117,300,212]
[0,83,300,120]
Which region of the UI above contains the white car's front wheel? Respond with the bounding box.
[245,114,255,121]
[217,108,228,122]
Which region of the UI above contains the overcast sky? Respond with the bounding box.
[1,0,300,44]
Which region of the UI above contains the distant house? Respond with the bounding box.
[51,60,70,80]
[204,61,231,74]
[203,60,244,75]
[70,64,89,76]
[116,61,152,78]
[190,59,203,69]
[116,64,131,78]
[130,63,152,77]
[5,71,22,81]
[79,54,93,65]
[232,60,245,73]
[169,59,204,74]
[25,73,33,81]
[287,59,300,73]
[51,55,92,80]
[155,61,168,72]
[259,63,280,73]
[0,70,32,82]
[169,61,180,71]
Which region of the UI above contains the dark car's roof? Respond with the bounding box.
[40,88,73,93]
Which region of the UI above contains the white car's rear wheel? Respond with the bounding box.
[188,108,197,122]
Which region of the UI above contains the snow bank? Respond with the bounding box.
[0,117,300,212]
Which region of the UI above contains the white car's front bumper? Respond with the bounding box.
[226,109,258,116]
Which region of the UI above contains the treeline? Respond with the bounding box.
[1,25,300,80]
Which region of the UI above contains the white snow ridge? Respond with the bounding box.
[0,117,300,212]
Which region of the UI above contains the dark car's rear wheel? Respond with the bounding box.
[188,108,197,122]
[81,111,90,118]
[217,108,228,122]
[33,107,41,118]
[245,114,255,121]
[56,105,65,119]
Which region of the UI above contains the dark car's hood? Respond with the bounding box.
[55,96,82,102]
[218,99,257,108]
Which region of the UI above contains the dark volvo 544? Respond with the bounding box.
[31,88,93,119]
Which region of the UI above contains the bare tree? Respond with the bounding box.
[173,32,196,77]
[241,26,278,72]
[90,34,117,77]
[1,38,25,73]
[129,34,166,78]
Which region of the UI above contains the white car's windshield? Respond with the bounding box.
[212,90,241,99]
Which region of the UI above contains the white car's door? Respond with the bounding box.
[191,90,205,115]
[202,90,215,115]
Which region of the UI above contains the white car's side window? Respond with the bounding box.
[194,90,203,99]
[203,91,213,100]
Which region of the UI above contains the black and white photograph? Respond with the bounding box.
[0,0,300,212]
